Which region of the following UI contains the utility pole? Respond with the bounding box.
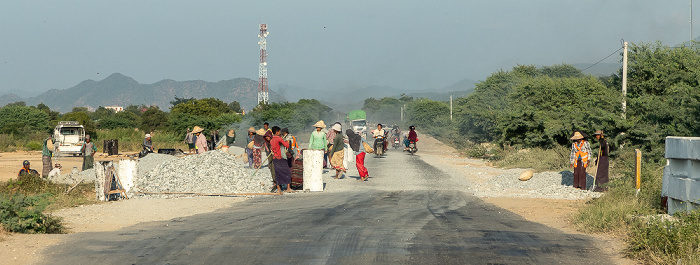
[692,0,694,46]
[450,95,453,121]
[400,106,403,121]
[622,41,628,119]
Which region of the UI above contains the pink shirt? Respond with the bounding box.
[270,135,290,159]
[196,134,208,154]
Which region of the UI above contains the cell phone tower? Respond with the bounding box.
[257,24,269,105]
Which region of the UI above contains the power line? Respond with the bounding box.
[581,46,623,72]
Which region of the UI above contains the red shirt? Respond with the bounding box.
[408,130,417,142]
[270,135,290,159]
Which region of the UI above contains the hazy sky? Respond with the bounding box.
[0,0,694,96]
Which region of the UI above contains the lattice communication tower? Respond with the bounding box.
[257,24,269,105]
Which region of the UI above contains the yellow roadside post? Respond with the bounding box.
[635,149,641,196]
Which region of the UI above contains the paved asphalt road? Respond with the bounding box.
[43,147,610,265]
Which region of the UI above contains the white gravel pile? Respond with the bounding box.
[50,167,97,185]
[137,153,178,177]
[469,166,602,200]
[132,150,274,195]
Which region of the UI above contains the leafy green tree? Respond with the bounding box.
[5,101,26,107]
[140,107,168,132]
[36,103,60,123]
[71,107,88,113]
[91,106,116,121]
[406,99,450,128]
[228,101,242,113]
[171,98,231,117]
[0,105,50,134]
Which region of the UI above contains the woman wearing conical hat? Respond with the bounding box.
[569,131,591,190]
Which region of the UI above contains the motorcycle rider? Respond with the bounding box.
[404,125,418,151]
[373,123,388,152]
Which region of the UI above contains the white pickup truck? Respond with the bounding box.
[53,121,85,156]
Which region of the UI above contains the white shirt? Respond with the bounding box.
[373,129,385,138]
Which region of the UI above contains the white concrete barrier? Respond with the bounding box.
[303,150,324,191]
[663,136,700,214]
[118,159,137,193]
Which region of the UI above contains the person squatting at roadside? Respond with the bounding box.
[569,131,591,190]
[346,129,370,181]
[269,126,293,194]
[143,133,153,152]
[18,160,39,177]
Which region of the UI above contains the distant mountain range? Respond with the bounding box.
[0,73,477,113]
[273,78,477,112]
[0,73,283,112]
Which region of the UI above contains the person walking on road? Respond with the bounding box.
[325,122,340,168]
[329,123,346,179]
[593,130,610,192]
[346,129,369,181]
[569,131,591,190]
[81,134,97,171]
[193,126,208,154]
[42,134,55,177]
[309,120,328,151]
[270,126,293,194]
[184,128,196,154]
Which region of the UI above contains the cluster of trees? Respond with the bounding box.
[363,42,700,163]
[0,95,334,142]
[248,99,333,133]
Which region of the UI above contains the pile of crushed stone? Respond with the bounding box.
[131,150,274,195]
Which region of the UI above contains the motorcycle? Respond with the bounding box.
[407,141,417,154]
[374,136,385,157]
[392,135,401,149]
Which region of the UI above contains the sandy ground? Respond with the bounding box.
[0,135,635,265]
[0,151,135,182]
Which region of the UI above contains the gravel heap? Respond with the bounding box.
[137,153,178,177]
[50,167,97,185]
[132,150,274,195]
[468,166,603,200]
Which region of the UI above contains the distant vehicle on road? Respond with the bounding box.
[346,110,367,138]
[53,121,85,156]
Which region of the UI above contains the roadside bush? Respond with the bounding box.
[0,193,63,234]
[627,210,700,264]
[26,141,42,151]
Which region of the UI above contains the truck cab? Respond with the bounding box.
[53,121,85,156]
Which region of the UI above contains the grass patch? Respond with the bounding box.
[571,147,700,264]
[0,175,97,234]
[96,128,188,152]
